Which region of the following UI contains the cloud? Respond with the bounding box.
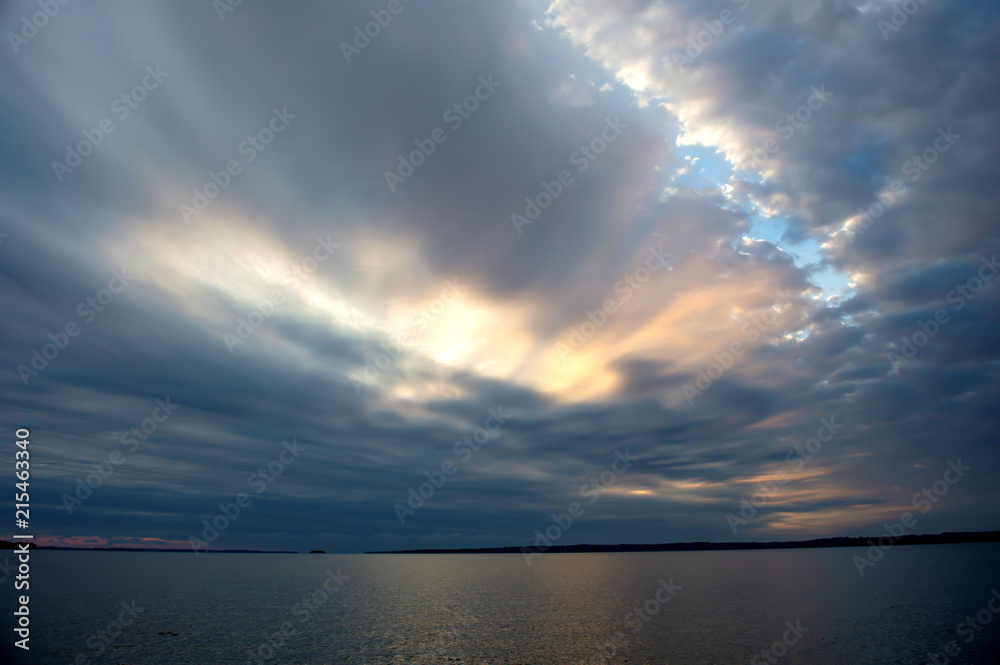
[0,0,997,551]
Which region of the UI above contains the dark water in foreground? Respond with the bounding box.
[4,544,1000,664]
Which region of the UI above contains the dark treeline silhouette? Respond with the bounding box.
[365,530,1000,554]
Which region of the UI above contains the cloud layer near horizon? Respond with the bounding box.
[1,0,998,552]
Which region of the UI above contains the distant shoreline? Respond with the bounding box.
[4,530,997,554]
[0,544,296,553]
[365,530,1000,554]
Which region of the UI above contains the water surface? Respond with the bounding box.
[6,543,1000,664]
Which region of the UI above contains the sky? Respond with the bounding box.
[1,0,998,553]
